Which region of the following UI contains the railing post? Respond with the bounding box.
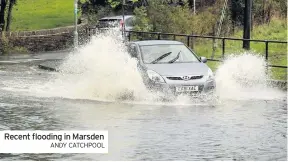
[137,32,140,40]
[265,41,269,61]
[128,31,131,41]
[157,32,161,40]
[187,36,190,47]
[265,41,269,75]
[222,38,225,59]
[211,36,216,59]
[173,35,176,40]
[211,26,216,59]
[191,32,194,49]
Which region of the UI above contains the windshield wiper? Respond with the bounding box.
[168,51,181,63]
[150,52,172,64]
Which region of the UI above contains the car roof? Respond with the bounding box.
[132,40,184,46]
[100,15,134,20]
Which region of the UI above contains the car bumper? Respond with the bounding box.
[145,79,216,96]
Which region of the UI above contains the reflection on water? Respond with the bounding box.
[0,82,286,160]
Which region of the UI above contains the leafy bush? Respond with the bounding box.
[0,32,29,54]
[133,1,224,35]
[1,33,10,54]
[85,6,113,25]
[133,6,152,32]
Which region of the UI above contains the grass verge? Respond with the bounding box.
[191,18,287,80]
[11,0,75,31]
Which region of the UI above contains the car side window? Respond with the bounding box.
[128,44,138,58]
[125,17,134,27]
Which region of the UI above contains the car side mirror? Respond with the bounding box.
[200,57,207,63]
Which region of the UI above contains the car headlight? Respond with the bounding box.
[147,70,165,83]
[207,68,214,80]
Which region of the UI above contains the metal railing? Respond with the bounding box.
[125,30,287,69]
[85,27,287,69]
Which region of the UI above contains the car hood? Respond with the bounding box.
[144,63,209,76]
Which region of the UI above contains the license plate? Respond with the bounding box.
[176,86,199,92]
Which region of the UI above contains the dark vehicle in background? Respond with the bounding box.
[127,40,216,96]
[96,15,135,36]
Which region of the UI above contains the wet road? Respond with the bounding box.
[0,54,287,161]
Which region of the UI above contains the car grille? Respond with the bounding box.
[166,75,203,80]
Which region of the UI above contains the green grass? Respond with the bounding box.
[11,0,75,31]
[191,18,287,80]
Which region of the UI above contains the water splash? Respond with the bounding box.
[32,33,286,104]
[215,53,285,101]
[1,30,285,105]
[41,31,214,105]
[48,30,153,101]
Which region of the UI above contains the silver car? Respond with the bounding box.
[127,40,216,96]
[96,15,135,35]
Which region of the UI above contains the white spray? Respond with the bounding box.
[49,30,153,101]
[215,53,285,101]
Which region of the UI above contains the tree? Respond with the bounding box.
[0,0,7,31]
[107,0,142,9]
[133,6,152,32]
[5,0,17,31]
[80,0,143,17]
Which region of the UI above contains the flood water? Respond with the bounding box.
[0,34,287,161]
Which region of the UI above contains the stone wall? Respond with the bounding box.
[4,21,87,37]
[0,19,88,54]
[9,33,74,52]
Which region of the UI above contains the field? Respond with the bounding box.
[11,0,74,31]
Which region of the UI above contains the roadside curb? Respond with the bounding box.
[38,60,62,72]
[38,64,59,72]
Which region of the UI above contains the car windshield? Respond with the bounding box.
[98,19,120,28]
[140,44,200,64]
